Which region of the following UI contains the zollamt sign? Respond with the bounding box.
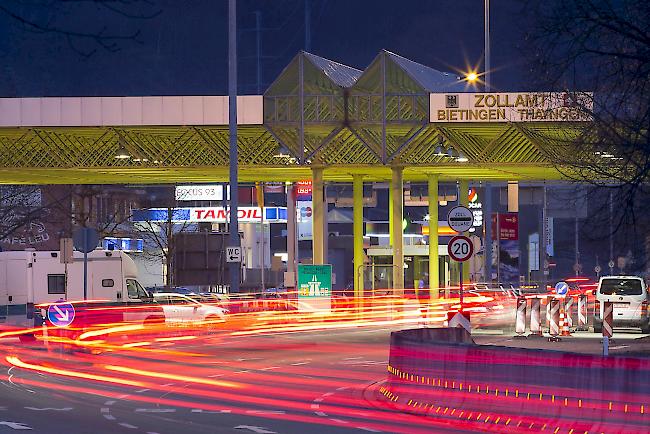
[430,92,593,123]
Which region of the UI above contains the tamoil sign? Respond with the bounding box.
[298,264,332,298]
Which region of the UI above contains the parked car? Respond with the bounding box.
[594,276,650,333]
[152,293,227,327]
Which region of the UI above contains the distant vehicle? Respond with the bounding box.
[594,276,650,333]
[0,249,162,340]
[152,293,227,327]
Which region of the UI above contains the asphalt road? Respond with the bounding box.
[0,323,472,434]
[2,317,650,434]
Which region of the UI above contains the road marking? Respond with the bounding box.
[323,392,334,397]
[161,383,174,387]
[191,409,231,414]
[315,411,327,417]
[135,388,150,393]
[357,427,381,432]
[234,425,276,434]
[100,408,110,414]
[116,394,130,399]
[104,400,116,406]
[0,421,32,430]
[135,408,177,413]
[290,362,309,366]
[343,357,362,360]
[336,386,349,391]
[234,370,250,374]
[610,345,630,350]
[329,418,349,424]
[103,415,116,421]
[118,423,138,429]
[24,407,73,411]
[260,366,280,371]
[246,410,286,415]
[314,398,323,402]
[208,374,224,378]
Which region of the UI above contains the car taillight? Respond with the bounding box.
[642,301,648,316]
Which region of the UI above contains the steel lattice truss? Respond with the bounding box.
[0,51,587,185]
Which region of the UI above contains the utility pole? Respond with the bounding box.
[228,0,240,293]
[482,0,493,284]
[304,0,311,51]
[609,190,614,275]
[484,0,490,90]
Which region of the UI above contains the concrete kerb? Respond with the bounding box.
[383,327,650,431]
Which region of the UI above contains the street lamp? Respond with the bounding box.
[465,71,479,83]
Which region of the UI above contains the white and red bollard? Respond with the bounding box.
[529,297,543,338]
[548,298,561,342]
[577,294,589,331]
[603,301,613,356]
[515,297,527,338]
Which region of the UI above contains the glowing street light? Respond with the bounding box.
[465,71,479,83]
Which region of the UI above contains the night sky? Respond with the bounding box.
[0,0,532,97]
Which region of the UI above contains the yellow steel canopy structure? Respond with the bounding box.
[0,51,585,185]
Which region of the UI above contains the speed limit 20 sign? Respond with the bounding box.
[447,235,474,262]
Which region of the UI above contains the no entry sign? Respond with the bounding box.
[448,235,474,262]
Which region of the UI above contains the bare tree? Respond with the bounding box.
[525,1,650,220]
[0,0,161,57]
[134,207,194,290]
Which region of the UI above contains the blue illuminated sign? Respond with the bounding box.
[47,303,75,327]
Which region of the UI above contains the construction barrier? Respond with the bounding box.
[564,297,574,328]
[515,297,527,337]
[529,297,543,337]
[577,294,589,331]
[603,301,613,338]
[549,298,560,340]
[560,300,572,337]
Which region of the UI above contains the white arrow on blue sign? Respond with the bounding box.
[47,303,75,327]
[555,281,569,296]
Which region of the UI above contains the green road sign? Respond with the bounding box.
[297,264,332,298]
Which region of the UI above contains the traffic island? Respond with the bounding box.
[381,327,650,432]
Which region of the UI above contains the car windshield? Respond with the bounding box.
[599,279,643,296]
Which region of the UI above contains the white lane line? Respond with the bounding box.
[290,362,309,366]
[191,409,232,414]
[310,404,319,409]
[103,414,116,421]
[135,408,177,413]
[234,370,250,374]
[313,398,323,402]
[118,423,138,429]
[343,357,362,360]
[147,432,161,434]
[610,345,630,350]
[336,386,349,391]
[260,366,280,371]
[24,407,73,411]
[0,421,32,430]
[135,388,150,393]
[329,418,349,424]
[323,392,334,397]
[357,427,381,432]
[315,411,327,417]
[116,394,130,399]
[161,383,174,387]
[246,410,286,415]
[104,400,116,406]
[208,374,224,378]
[100,408,110,414]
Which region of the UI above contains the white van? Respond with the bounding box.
[594,276,650,333]
[0,249,159,332]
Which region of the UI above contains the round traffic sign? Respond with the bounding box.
[47,302,75,327]
[594,265,602,273]
[73,227,99,253]
[608,260,615,269]
[448,235,474,262]
[555,281,569,296]
[447,206,473,233]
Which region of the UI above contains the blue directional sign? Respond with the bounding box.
[47,303,75,327]
[555,281,569,296]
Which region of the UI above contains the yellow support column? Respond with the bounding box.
[353,175,364,308]
[312,166,324,265]
[459,179,470,283]
[428,174,439,299]
[392,167,404,294]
